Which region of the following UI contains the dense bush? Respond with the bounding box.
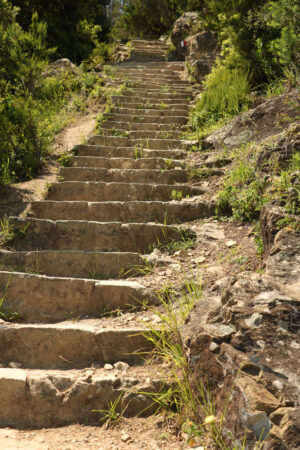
[11,0,110,62]
[0,1,105,190]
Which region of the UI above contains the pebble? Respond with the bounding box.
[226,240,237,247]
[174,249,188,258]
[114,361,129,371]
[104,363,114,370]
[121,433,131,443]
[8,362,22,368]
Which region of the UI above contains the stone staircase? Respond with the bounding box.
[0,42,211,429]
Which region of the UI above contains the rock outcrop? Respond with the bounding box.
[184,229,300,449]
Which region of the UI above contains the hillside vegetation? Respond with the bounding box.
[0,0,298,191]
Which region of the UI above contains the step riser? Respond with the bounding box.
[0,370,157,428]
[124,82,189,90]
[104,114,187,125]
[60,167,188,184]
[71,156,182,169]
[75,145,186,159]
[47,182,201,202]
[113,103,189,112]
[89,135,186,150]
[10,218,184,253]
[0,272,155,322]
[98,130,181,139]
[113,96,189,104]
[0,325,150,369]
[101,121,181,132]
[110,107,188,117]
[0,251,143,279]
[31,201,215,223]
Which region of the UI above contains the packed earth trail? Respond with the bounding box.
[0,40,207,447]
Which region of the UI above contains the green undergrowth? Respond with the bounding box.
[217,143,300,223]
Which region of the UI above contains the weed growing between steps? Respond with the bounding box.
[0,275,20,322]
[140,276,256,449]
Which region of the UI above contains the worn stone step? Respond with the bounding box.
[101,120,181,132]
[104,113,187,125]
[89,135,187,150]
[127,82,189,91]
[60,167,188,184]
[0,271,156,322]
[30,200,215,223]
[113,95,190,105]
[118,67,182,75]
[98,129,182,140]
[0,367,160,428]
[74,145,186,159]
[0,319,151,369]
[9,217,186,253]
[115,62,185,70]
[125,90,189,99]
[47,181,202,202]
[113,102,189,113]
[0,250,143,279]
[110,107,188,117]
[71,156,183,169]
[124,76,186,85]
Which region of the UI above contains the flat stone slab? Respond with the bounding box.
[9,217,186,252]
[0,271,156,322]
[0,250,143,278]
[0,367,160,428]
[0,319,151,369]
[47,181,203,202]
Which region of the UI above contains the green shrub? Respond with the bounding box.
[189,61,251,132]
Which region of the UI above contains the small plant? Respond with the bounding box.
[134,145,144,159]
[92,393,125,428]
[0,275,20,322]
[164,159,174,170]
[171,190,183,201]
[0,217,14,246]
[57,152,72,167]
[125,260,154,277]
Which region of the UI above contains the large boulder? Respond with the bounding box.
[202,91,300,150]
[186,30,219,80]
[170,12,202,60]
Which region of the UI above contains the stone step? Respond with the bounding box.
[71,156,183,169]
[104,113,187,125]
[125,90,189,99]
[0,319,151,369]
[128,53,166,62]
[118,67,182,75]
[125,76,189,86]
[0,250,144,279]
[30,200,215,223]
[101,120,181,132]
[47,181,202,202]
[0,367,159,428]
[74,145,186,159]
[116,61,185,69]
[113,95,190,105]
[0,271,156,322]
[124,81,189,90]
[9,217,186,253]
[89,135,187,150]
[60,167,188,184]
[126,86,190,94]
[110,107,188,117]
[113,102,189,113]
[115,62,185,71]
[98,129,182,139]
[131,39,168,46]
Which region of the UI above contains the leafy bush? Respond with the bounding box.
[189,60,251,133]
